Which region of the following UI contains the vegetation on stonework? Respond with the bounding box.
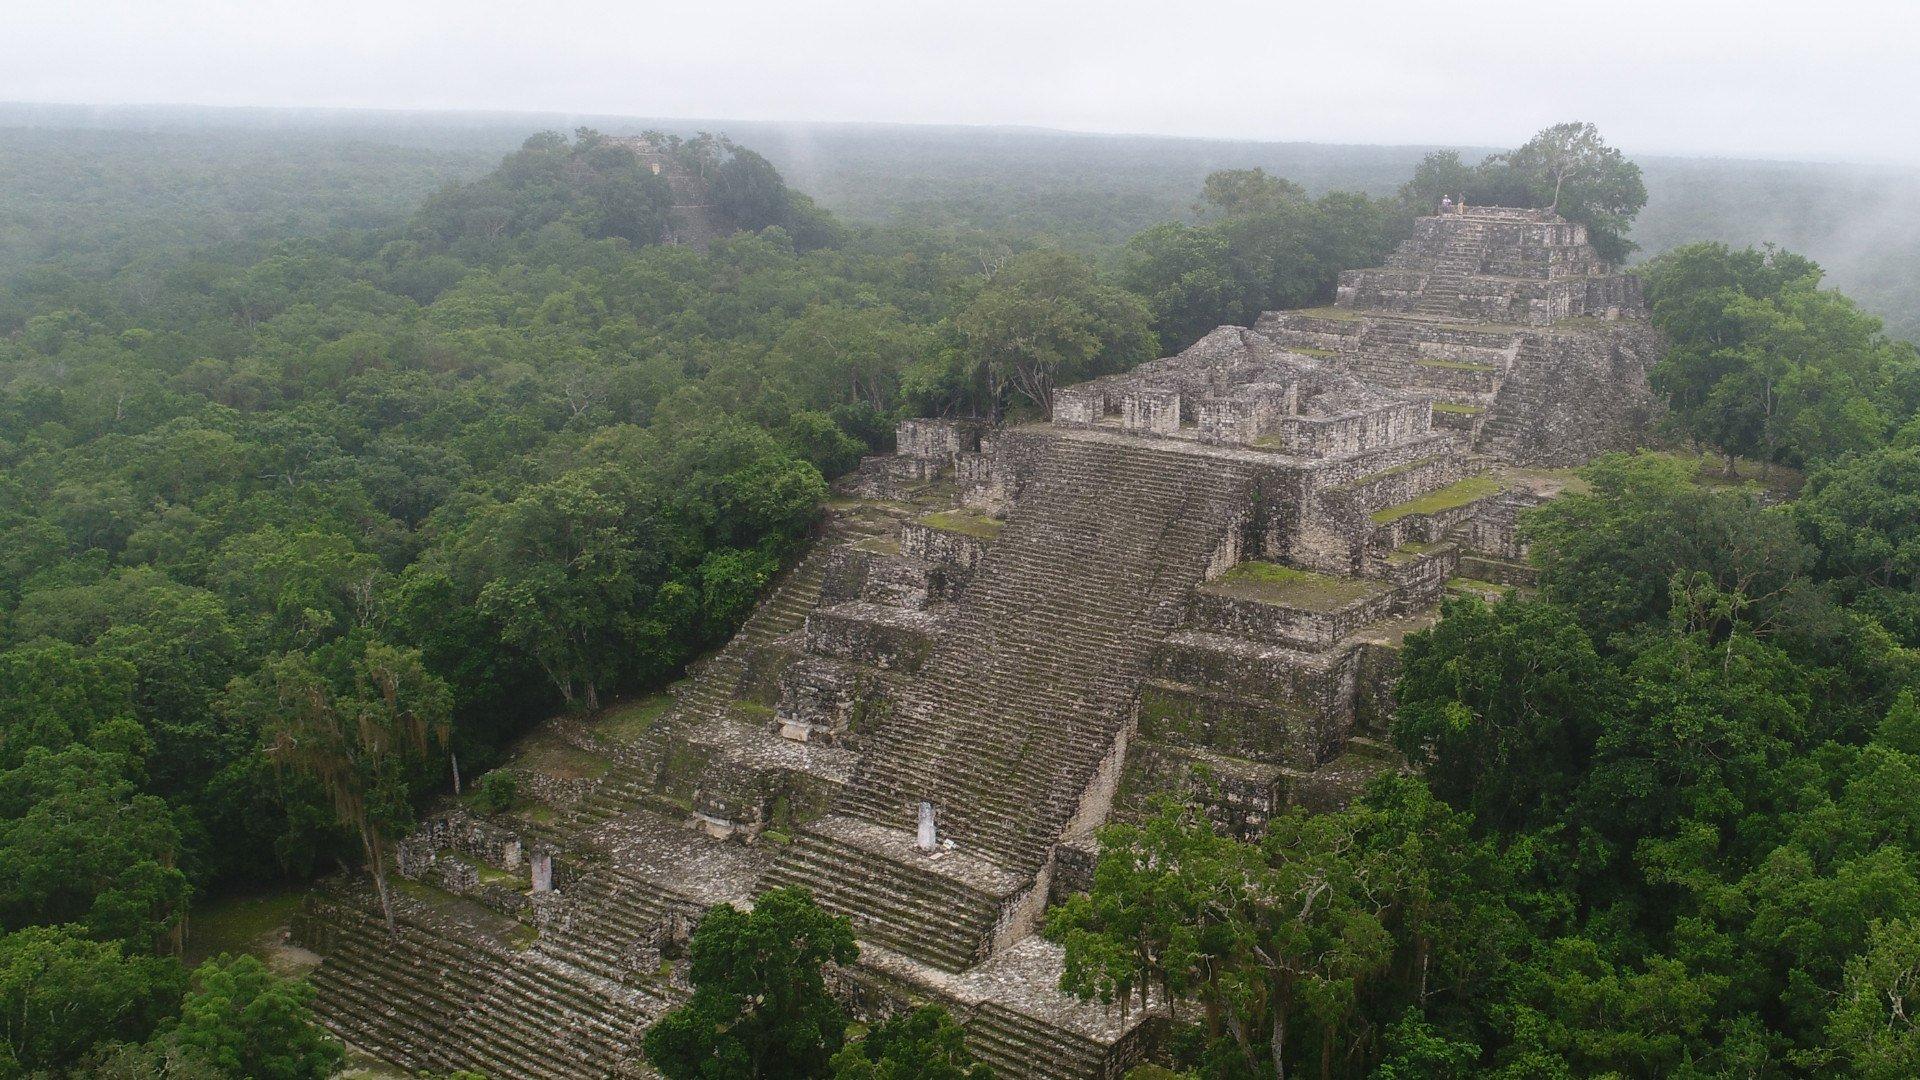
[1060,449,1920,1076]
[645,887,991,1080]
[920,510,1005,539]
[1368,475,1505,523]
[1401,121,1647,263]
[1211,563,1381,611]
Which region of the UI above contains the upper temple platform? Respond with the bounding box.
[1050,206,1664,467]
[1336,206,1644,325]
[1051,325,1436,461]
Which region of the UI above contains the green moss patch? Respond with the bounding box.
[920,510,1003,539]
[595,693,674,745]
[1371,476,1506,524]
[1447,576,1514,601]
[1431,402,1485,415]
[510,738,613,781]
[1384,541,1443,565]
[1210,562,1382,611]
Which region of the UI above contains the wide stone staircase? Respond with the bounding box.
[964,1002,1115,1080]
[762,814,1027,971]
[537,865,700,992]
[1475,336,1554,457]
[772,431,1265,968]
[300,896,505,1073]
[299,885,670,1079]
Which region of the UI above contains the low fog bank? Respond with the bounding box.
[5,104,1915,340]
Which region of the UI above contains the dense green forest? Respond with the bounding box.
[0,121,1414,1075]
[1,111,1917,1077]
[5,105,1920,339]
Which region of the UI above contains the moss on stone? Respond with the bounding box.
[921,510,1003,539]
[1384,541,1441,565]
[1211,561,1381,611]
[1431,401,1485,415]
[594,693,674,745]
[1370,475,1506,524]
[1290,305,1368,322]
[512,739,613,781]
[1447,576,1513,600]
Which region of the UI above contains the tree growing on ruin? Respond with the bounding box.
[1401,123,1646,263]
[644,887,859,1080]
[249,642,451,937]
[955,250,1155,418]
[829,1004,994,1079]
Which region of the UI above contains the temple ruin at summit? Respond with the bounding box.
[293,206,1663,1079]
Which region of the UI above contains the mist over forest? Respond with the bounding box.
[5,103,1918,341]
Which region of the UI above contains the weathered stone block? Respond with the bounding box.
[803,604,938,671]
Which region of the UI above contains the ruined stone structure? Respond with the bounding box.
[607,135,723,251]
[294,207,1660,1078]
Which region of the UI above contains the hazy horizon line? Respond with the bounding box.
[4,98,1915,174]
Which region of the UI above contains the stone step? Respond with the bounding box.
[963,1003,1112,1080]
[763,819,1019,972]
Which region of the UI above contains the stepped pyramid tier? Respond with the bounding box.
[1338,206,1641,324]
[607,135,722,251]
[299,206,1661,1078]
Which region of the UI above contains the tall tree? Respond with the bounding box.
[251,643,451,936]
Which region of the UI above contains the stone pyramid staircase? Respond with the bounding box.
[771,431,1265,969]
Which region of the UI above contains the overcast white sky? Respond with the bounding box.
[8,0,1919,163]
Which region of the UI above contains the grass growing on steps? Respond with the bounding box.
[921,510,1003,539]
[186,891,306,967]
[1432,401,1486,415]
[509,736,613,781]
[594,692,674,745]
[1371,475,1506,524]
[1208,562,1382,611]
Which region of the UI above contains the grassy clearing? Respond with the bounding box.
[921,510,1003,539]
[1432,401,1486,415]
[1666,451,1805,498]
[1371,475,1506,523]
[1211,562,1382,611]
